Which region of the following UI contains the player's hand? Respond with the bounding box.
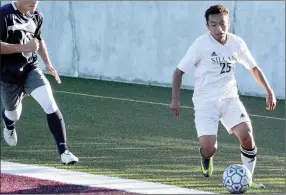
[24,38,39,52]
[170,99,181,117]
[46,64,61,84]
[266,92,276,111]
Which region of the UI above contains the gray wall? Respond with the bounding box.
[2,1,285,99]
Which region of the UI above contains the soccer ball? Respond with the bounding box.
[222,164,252,194]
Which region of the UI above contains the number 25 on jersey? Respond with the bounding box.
[220,63,232,74]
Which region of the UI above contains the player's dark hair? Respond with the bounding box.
[205,4,229,23]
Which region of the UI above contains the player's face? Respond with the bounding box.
[18,0,39,13]
[207,13,230,42]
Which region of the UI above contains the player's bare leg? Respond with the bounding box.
[199,135,217,177]
[232,122,265,189]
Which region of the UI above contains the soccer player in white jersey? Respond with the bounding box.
[170,4,276,189]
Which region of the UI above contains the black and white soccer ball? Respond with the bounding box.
[222,164,252,194]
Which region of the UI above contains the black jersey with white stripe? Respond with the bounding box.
[0,2,43,84]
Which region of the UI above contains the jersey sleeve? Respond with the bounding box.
[177,38,201,73]
[34,12,44,41]
[237,39,258,70]
[0,11,8,41]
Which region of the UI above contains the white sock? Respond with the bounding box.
[240,145,257,176]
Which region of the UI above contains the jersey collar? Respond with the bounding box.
[208,32,230,46]
[11,1,17,10]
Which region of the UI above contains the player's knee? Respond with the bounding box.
[5,106,22,121]
[200,146,217,158]
[5,110,21,121]
[240,134,255,149]
[239,128,255,149]
[35,92,58,114]
[199,135,217,158]
[43,100,59,114]
[233,122,255,149]
[200,140,217,158]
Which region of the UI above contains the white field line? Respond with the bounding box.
[1,161,216,194]
[54,90,285,121]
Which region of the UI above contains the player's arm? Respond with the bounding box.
[172,68,185,100]
[34,14,51,66]
[1,42,25,54]
[38,39,62,84]
[170,39,200,117]
[35,14,61,84]
[250,67,276,110]
[171,68,185,117]
[0,41,39,54]
[38,39,52,65]
[35,14,51,66]
[250,67,273,95]
[37,39,61,84]
[237,39,276,111]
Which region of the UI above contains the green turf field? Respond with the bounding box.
[1,75,285,194]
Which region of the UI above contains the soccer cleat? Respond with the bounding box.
[61,150,79,165]
[200,156,213,177]
[3,121,17,146]
[250,181,266,189]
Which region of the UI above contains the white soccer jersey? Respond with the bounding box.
[177,32,258,104]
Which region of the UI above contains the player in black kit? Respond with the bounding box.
[0,0,78,165]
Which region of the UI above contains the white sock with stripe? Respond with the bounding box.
[240,145,257,176]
